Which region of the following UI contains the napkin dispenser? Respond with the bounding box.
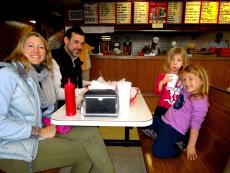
[82,89,119,117]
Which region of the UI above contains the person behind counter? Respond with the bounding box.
[48,24,65,50]
[0,31,115,173]
[79,43,94,81]
[151,37,160,55]
[208,32,227,49]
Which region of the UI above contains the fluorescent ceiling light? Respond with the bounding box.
[29,20,36,24]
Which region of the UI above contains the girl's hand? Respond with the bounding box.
[160,74,171,85]
[186,145,198,160]
[39,125,56,139]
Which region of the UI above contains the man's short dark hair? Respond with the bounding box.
[53,24,64,33]
[216,32,223,39]
[65,27,85,39]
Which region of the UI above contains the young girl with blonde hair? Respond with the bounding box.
[154,47,188,116]
[151,64,209,159]
[141,47,188,138]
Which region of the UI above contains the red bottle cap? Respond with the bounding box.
[65,79,75,89]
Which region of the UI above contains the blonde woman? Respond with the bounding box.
[0,32,114,173]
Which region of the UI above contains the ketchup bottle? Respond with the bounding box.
[64,79,76,116]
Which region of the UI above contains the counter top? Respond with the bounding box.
[90,54,230,91]
[90,54,230,61]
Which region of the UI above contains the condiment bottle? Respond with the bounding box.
[64,79,76,116]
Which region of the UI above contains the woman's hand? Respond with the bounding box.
[39,125,56,139]
[186,145,198,160]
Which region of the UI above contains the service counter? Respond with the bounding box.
[90,54,230,111]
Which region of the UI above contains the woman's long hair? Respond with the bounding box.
[4,32,53,71]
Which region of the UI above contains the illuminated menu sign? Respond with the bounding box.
[116,2,132,24]
[184,1,201,24]
[149,2,167,24]
[99,2,115,24]
[200,1,219,24]
[167,1,183,24]
[219,1,230,24]
[84,3,99,24]
[134,2,149,24]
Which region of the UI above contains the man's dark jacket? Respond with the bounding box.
[52,46,83,89]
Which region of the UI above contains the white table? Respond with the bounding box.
[51,92,152,146]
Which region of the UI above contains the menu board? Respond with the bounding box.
[149,2,167,24]
[184,1,201,24]
[99,2,115,24]
[219,1,230,24]
[200,1,219,24]
[167,1,183,24]
[116,2,132,24]
[84,3,99,24]
[134,2,149,24]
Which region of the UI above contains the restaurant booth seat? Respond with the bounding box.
[139,86,230,173]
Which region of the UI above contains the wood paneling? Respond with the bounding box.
[90,55,230,92]
[143,95,159,113]
[0,21,33,60]
[196,87,230,173]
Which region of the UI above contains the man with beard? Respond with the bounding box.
[52,27,85,107]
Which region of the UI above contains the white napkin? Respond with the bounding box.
[89,80,116,90]
[88,76,125,90]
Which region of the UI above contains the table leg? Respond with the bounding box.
[104,127,140,146]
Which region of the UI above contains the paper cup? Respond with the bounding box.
[117,81,132,115]
[166,74,179,90]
